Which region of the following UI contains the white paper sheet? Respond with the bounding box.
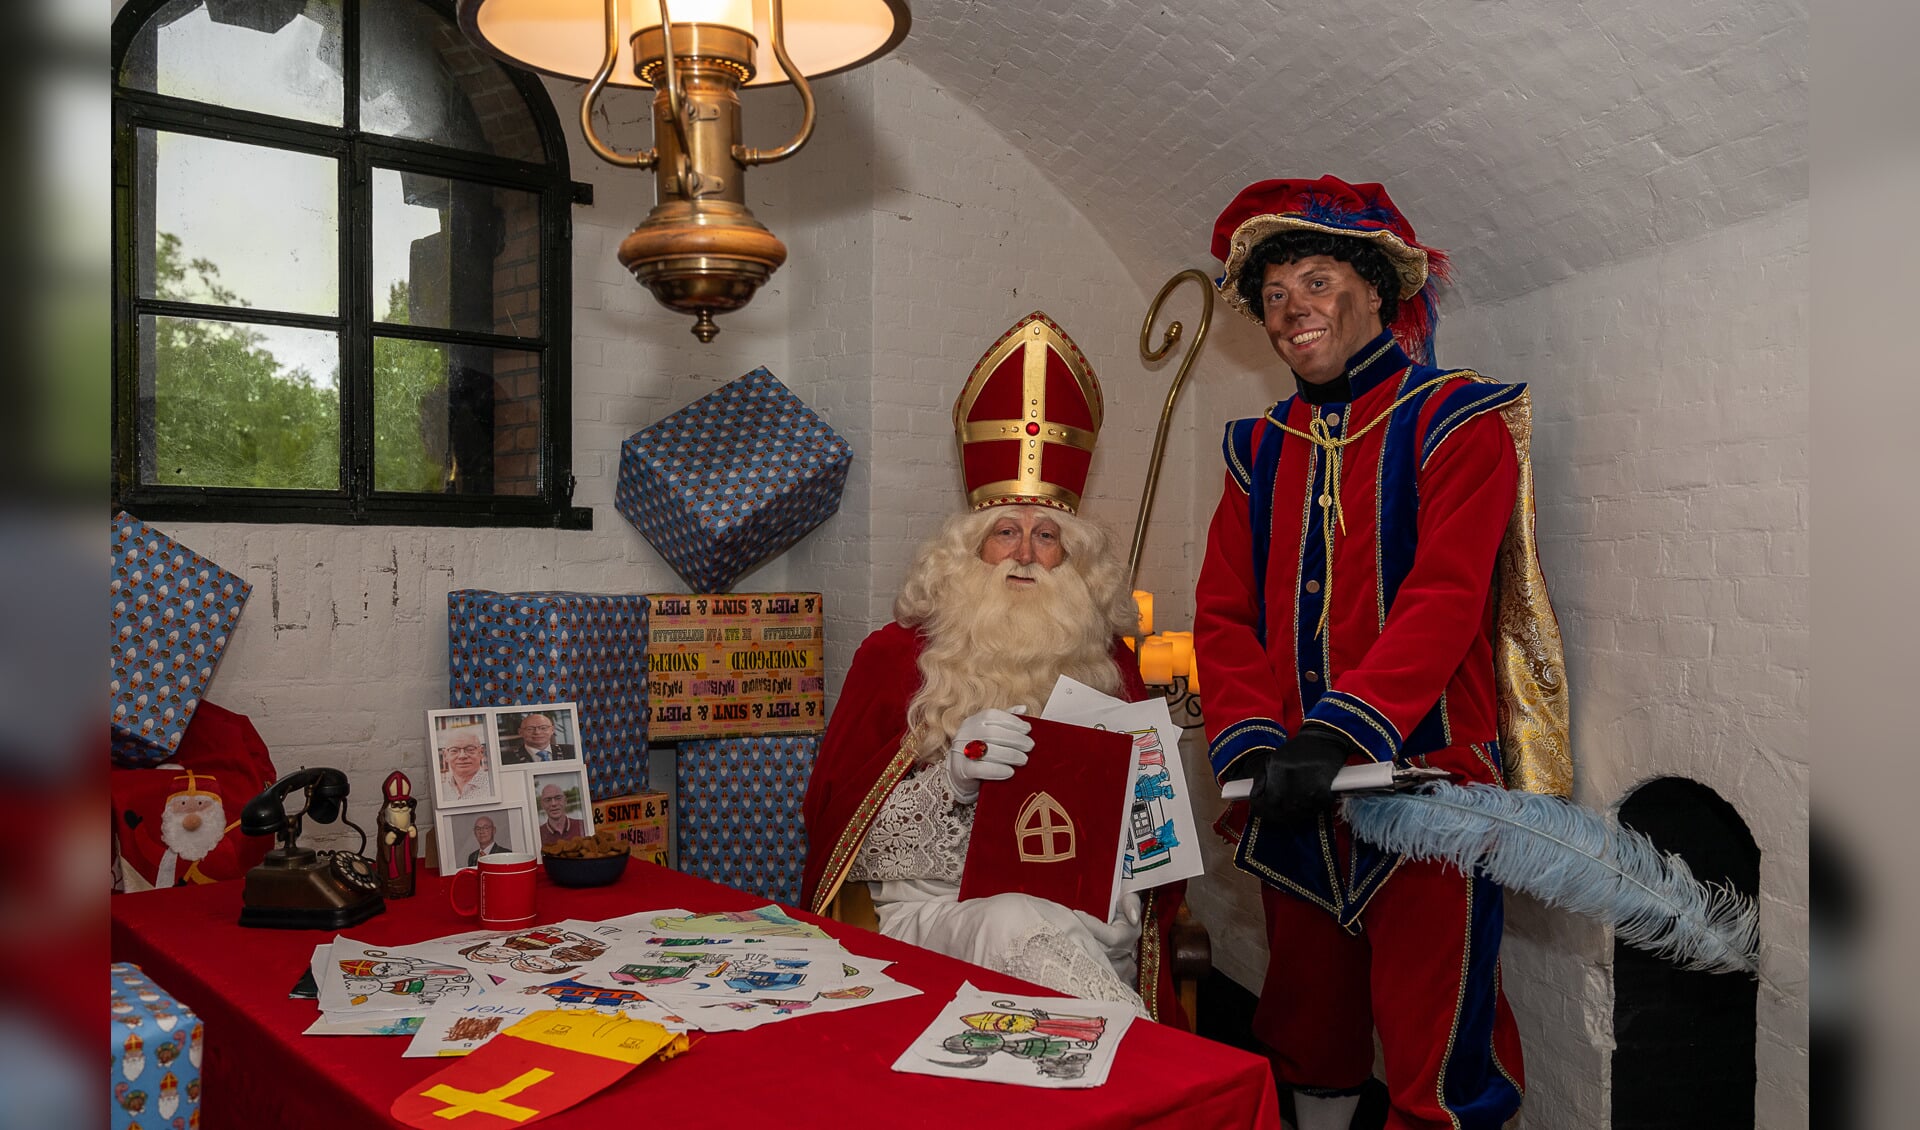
[1217,760,1397,801]
[891,982,1134,1088]
[316,935,479,1015]
[1042,676,1206,893]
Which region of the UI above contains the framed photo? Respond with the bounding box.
[438,805,530,874]
[526,766,596,849]
[427,710,501,808]
[495,703,581,766]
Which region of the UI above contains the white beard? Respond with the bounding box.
[903,555,1122,761]
[160,802,229,866]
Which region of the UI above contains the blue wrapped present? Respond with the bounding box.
[448,590,652,797]
[110,963,202,1130]
[676,735,819,905]
[110,512,252,766]
[615,367,853,593]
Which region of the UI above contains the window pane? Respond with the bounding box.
[141,315,341,490]
[374,169,541,338]
[374,338,542,496]
[119,0,344,127]
[360,0,546,162]
[141,129,340,317]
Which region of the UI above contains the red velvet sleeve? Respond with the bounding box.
[1303,409,1518,756]
[800,624,922,910]
[1194,470,1291,780]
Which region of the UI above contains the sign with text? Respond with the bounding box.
[645,592,826,740]
[589,791,673,866]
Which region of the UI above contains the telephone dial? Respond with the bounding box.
[238,767,386,929]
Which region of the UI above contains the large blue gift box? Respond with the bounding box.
[448,590,652,797]
[615,367,853,593]
[110,963,203,1130]
[110,512,252,767]
[675,735,819,905]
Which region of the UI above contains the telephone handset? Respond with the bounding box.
[238,767,386,930]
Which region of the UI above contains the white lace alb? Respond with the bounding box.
[847,764,973,883]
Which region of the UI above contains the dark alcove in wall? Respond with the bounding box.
[1611,777,1760,1129]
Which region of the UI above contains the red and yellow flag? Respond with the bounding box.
[392,1011,688,1128]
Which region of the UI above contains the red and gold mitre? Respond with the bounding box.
[952,312,1103,514]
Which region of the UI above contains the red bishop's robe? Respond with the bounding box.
[801,621,1187,1026]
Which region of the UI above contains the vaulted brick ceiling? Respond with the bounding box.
[901,0,1806,303]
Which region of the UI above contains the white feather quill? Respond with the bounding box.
[1343,782,1759,975]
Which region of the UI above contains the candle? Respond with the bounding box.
[1123,636,1137,652]
[1163,631,1193,678]
[1186,655,1201,694]
[1138,637,1175,686]
[1132,590,1154,637]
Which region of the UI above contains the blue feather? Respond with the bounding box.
[1343,782,1759,975]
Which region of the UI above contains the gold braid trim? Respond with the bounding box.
[1137,888,1162,1023]
[1268,371,1455,637]
[808,743,920,916]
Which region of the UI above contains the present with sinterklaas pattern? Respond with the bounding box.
[675,735,819,905]
[448,590,651,797]
[110,962,204,1130]
[110,512,252,767]
[614,367,853,594]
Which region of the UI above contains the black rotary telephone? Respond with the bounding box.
[237,768,386,929]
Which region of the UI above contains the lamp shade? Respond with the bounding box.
[458,0,909,89]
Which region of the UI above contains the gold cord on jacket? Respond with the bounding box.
[1271,372,1454,637]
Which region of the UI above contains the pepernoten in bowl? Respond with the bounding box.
[542,831,632,888]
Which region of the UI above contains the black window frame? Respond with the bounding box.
[111,0,591,528]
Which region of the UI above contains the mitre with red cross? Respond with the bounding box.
[953,311,1103,514]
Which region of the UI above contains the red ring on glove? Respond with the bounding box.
[963,740,989,760]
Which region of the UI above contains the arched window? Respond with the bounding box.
[112,0,586,527]
[1611,777,1760,1128]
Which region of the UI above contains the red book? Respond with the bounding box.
[958,716,1137,920]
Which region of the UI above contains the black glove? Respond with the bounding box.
[1219,750,1268,783]
[1250,723,1358,824]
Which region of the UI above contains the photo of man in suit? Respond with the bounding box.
[499,711,577,765]
[464,813,513,867]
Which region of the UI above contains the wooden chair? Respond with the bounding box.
[825,883,1212,1032]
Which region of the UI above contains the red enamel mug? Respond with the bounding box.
[448,852,538,928]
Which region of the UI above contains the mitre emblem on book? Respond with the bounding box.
[1015,792,1077,863]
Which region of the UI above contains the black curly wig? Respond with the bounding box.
[1235,231,1401,328]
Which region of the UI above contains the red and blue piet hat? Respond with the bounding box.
[1212,176,1451,362]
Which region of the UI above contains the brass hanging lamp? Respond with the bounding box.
[459,0,909,341]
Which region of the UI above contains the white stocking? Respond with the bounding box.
[1292,1092,1361,1130]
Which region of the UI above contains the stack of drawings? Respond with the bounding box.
[296,904,919,1058]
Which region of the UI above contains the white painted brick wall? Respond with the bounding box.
[1441,200,1810,1129]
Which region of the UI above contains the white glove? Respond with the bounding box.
[1074,892,1144,967]
[946,706,1033,804]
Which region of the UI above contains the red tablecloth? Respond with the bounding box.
[111,863,1279,1129]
